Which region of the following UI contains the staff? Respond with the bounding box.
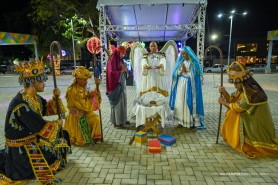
[50,41,63,136]
[93,45,110,142]
[204,45,223,144]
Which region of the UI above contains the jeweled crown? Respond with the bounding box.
[15,59,48,86]
[227,61,253,83]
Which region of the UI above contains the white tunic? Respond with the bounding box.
[141,53,167,93]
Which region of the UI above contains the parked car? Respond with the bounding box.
[248,64,266,73]
[203,64,227,73]
[61,66,79,75]
[0,65,7,74]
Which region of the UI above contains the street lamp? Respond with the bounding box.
[70,18,77,68]
[211,34,218,41]
[218,10,247,66]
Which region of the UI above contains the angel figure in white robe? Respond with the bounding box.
[130,40,178,128]
[130,40,178,98]
[141,41,167,96]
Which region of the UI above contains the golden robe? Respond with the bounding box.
[64,83,101,146]
[221,91,278,158]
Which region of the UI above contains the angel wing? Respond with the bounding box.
[130,43,147,97]
[160,40,178,91]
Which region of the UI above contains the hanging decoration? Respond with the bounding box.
[87,37,101,54]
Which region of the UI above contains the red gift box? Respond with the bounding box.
[148,140,161,153]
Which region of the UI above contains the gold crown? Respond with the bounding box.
[72,66,92,79]
[227,61,253,83]
[15,59,48,86]
[121,41,130,48]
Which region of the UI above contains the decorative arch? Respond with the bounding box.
[0,32,39,59]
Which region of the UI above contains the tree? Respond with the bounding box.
[28,0,99,57]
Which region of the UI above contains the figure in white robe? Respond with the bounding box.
[141,42,168,97]
[172,59,194,127]
[130,41,178,129]
[169,46,205,129]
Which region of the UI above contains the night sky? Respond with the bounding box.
[0,1,277,41]
[0,0,30,34]
[207,0,278,39]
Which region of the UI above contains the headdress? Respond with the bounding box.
[116,46,126,54]
[72,66,92,79]
[121,41,130,49]
[227,61,253,83]
[15,59,48,86]
[172,46,203,81]
[227,61,267,104]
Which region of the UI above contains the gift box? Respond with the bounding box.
[148,140,161,153]
[134,131,147,144]
[158,134,176,146]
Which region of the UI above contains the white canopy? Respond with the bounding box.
[96,0,207,63]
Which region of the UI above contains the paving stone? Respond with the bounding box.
[155,179,173,185]
[104,174,114,184]
[114,173,131,179]
[88,177,105,184]
[0,73,277,185]
[120,178,138,184]
[111,179,121,185]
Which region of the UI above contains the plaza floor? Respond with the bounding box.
[0,72,278,185]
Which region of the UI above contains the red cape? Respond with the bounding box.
[106,50,122,93]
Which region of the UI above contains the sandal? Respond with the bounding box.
[114,124,123,129]
[94,138,102,144]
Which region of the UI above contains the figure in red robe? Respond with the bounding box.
[106,46,129,128]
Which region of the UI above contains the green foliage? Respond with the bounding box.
[28,0,99,56]
[61,15,87,40]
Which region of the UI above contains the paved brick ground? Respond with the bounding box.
[0,72,278,185]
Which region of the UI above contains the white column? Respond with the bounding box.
[227,16,233,66]
[34,44,38,59]
[265,40,273,74]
